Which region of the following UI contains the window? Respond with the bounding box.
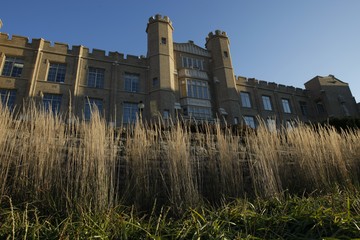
[281,98,291,113]
[262,95,272,111]
[47,63,66,83]
[161,37,167,44]
[43,93,62,114]
[0,89,16,110]
[243,116,256,129]
[84,98,103,120]
[152,77,159,89]
[341,103,350,116]
[187,106,212,120]
[186,79,210,99]
[267,118,276,132]
[240,92,251,108]
[223,51,228,58]
[299,101,308,116]
[316,101,325,114]
[181,57,204,70]
[124,73,140,92]
[234,117,239,125]
[192,58,203,69]
[123,102,138,123]
[87,67,104,88]
[163,110,170,119]
[182,57,189,68]
[286,120,295,130]
[1,57,24,77]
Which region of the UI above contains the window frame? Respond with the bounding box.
[152,77,159,89]
[42,93,62,114]
[234,117,239,125]
[243,115,256,129]
[266,118,277,132]
[0,89,16,110]
[124,73,140,93]
[181,56,204,70]
[299,101,308,116]
[122,102,139,124]
[87,67,105,88]
[286,120,295,130]
[281,98,291,113]
[341,103,350,116]
[187,105,212,120]
[47,63,66,83]
[163,109,170,119]
[240,92,251,108]
[1,56,24,78]
[84,97,103,120]
[262,95,272,111]
[186,79,210,100]
[161,37,167,44]
[316,101,326,114]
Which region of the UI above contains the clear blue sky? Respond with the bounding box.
[1,0,359,102]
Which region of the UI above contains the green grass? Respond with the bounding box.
[1,191,360,239]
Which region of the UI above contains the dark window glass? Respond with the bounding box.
[47,63,66,83]
[2,57,24,77]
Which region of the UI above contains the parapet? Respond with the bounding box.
[0,32,147,65]
[82,47,147,64]
[0,34,30,46]
[43,40,69,53]
[236,76,307,95]
[246,78,258,85]
[147,14,173,31]
[206,30,228,42]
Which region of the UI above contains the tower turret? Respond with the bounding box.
[146,14,176,119]
[206,30,240,123]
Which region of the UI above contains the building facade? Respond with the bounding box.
[0,15,359,128]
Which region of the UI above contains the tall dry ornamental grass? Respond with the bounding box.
[0,102,359,214]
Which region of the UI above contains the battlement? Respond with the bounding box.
[0,33,147,65]
[81,48,147,64]
[148,14,172,26]
[206,30,228,42]
[205,30,229,46]
[43,40,69,53]
[237,76,307,95]
[0,33,30,46]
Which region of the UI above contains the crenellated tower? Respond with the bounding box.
[146,14,176,119]
[206,30,240,123]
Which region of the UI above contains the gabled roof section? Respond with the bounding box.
[321,75,348,85]
[305,75,348,86]
[174,41,211,57]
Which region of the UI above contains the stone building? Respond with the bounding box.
[0,15,358,128]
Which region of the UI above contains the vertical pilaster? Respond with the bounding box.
[71,45,84,116]
[27,38,44,97]
[109,61,118,125]
[0,52,5,69]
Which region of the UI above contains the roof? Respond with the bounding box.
[174,41,211,57]
[305,75,348,86]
